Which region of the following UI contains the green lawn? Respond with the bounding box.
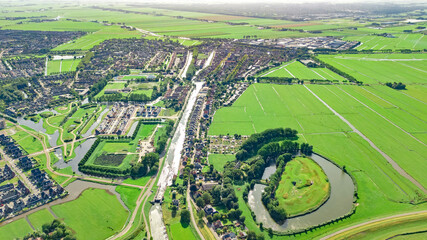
[47,58,81,75]
[275,157,330,217]
[318,54,427,84]
[208,154,235,172]
[115,186,142,212]
[0,218,33,240]
[51,188,128,240]
[27,209,56,231]
[10,128,44,154]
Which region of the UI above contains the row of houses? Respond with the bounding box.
[0,134,24,159]
[137,105,161,118]
[96,103,136,135]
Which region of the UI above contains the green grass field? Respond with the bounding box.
[329,211,427,240]
[52,26,141,51]
[344,34,427,50]
[84,140,136,170]
[259,61,346,81]
[27,209,56,231]
[115,186,142,212]
[51,188,128,240]
[208,154,235,172]
[95,82,154,99]
[4,19,106,32]
[10,128,44,154]
[0,218,33,240]
[47,58,81,74]
[318,54,427,84]
[209,84,351,135]
[275,157,330,217]
[209,83,427,239]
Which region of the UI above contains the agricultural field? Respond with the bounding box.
[327,211,427,240]
[209,84,351,136]
[47,58,81,75]
[52,25,142,51]
[209,83,427,238]
[344,34,427,50]
[4,19,106,32]
[51,188,128,240]
[276,157,330,217]
[259,60,346,82]
[318,54,427,84]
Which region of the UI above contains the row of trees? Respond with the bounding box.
[385,82,406,90]
[237,128,298,160]
[261,154,293,223]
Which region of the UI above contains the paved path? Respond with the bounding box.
[187,184,205,240]
[319,210,427,240]
[304,85,427,195]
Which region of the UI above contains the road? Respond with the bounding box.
[304,85,427,195]
[319,210,427,240]
[187,185,206,240]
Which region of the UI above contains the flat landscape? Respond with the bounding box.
[0,1,426,240]
[318,54,427,84]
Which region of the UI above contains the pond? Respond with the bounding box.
[248,153,354,231]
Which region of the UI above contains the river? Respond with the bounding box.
[248,154,354,232]
[149,82,204,240]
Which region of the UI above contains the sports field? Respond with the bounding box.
[51,188,128,240]
[276,157,330,217]
[344,34,427,50]
[47,58,81,74]
[259,60,346,81]
[318,54,427,84]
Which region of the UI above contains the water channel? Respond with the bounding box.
[16,108,106,176]
[149,82,204,240]
[248,153,355,232]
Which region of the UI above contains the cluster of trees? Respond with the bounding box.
[258,140,299,160]
[300,143,313,155]
[156,120,174,154]
[0,77,34,107]
[24,219,75,240]
[237,128,298,160]
[130,152,159,178]
[261,154,293,223]
[385,82,406,90]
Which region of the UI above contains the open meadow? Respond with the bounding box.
[51,188,128,240]
[344,34,427,50]
[47,58,81,74]
[276,157,330,217]
[209,83,427,239]
[259,60,346,82]
[318,54,427,84]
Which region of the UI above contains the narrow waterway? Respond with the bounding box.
[248,154,354,232]
[149,82,204,240]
